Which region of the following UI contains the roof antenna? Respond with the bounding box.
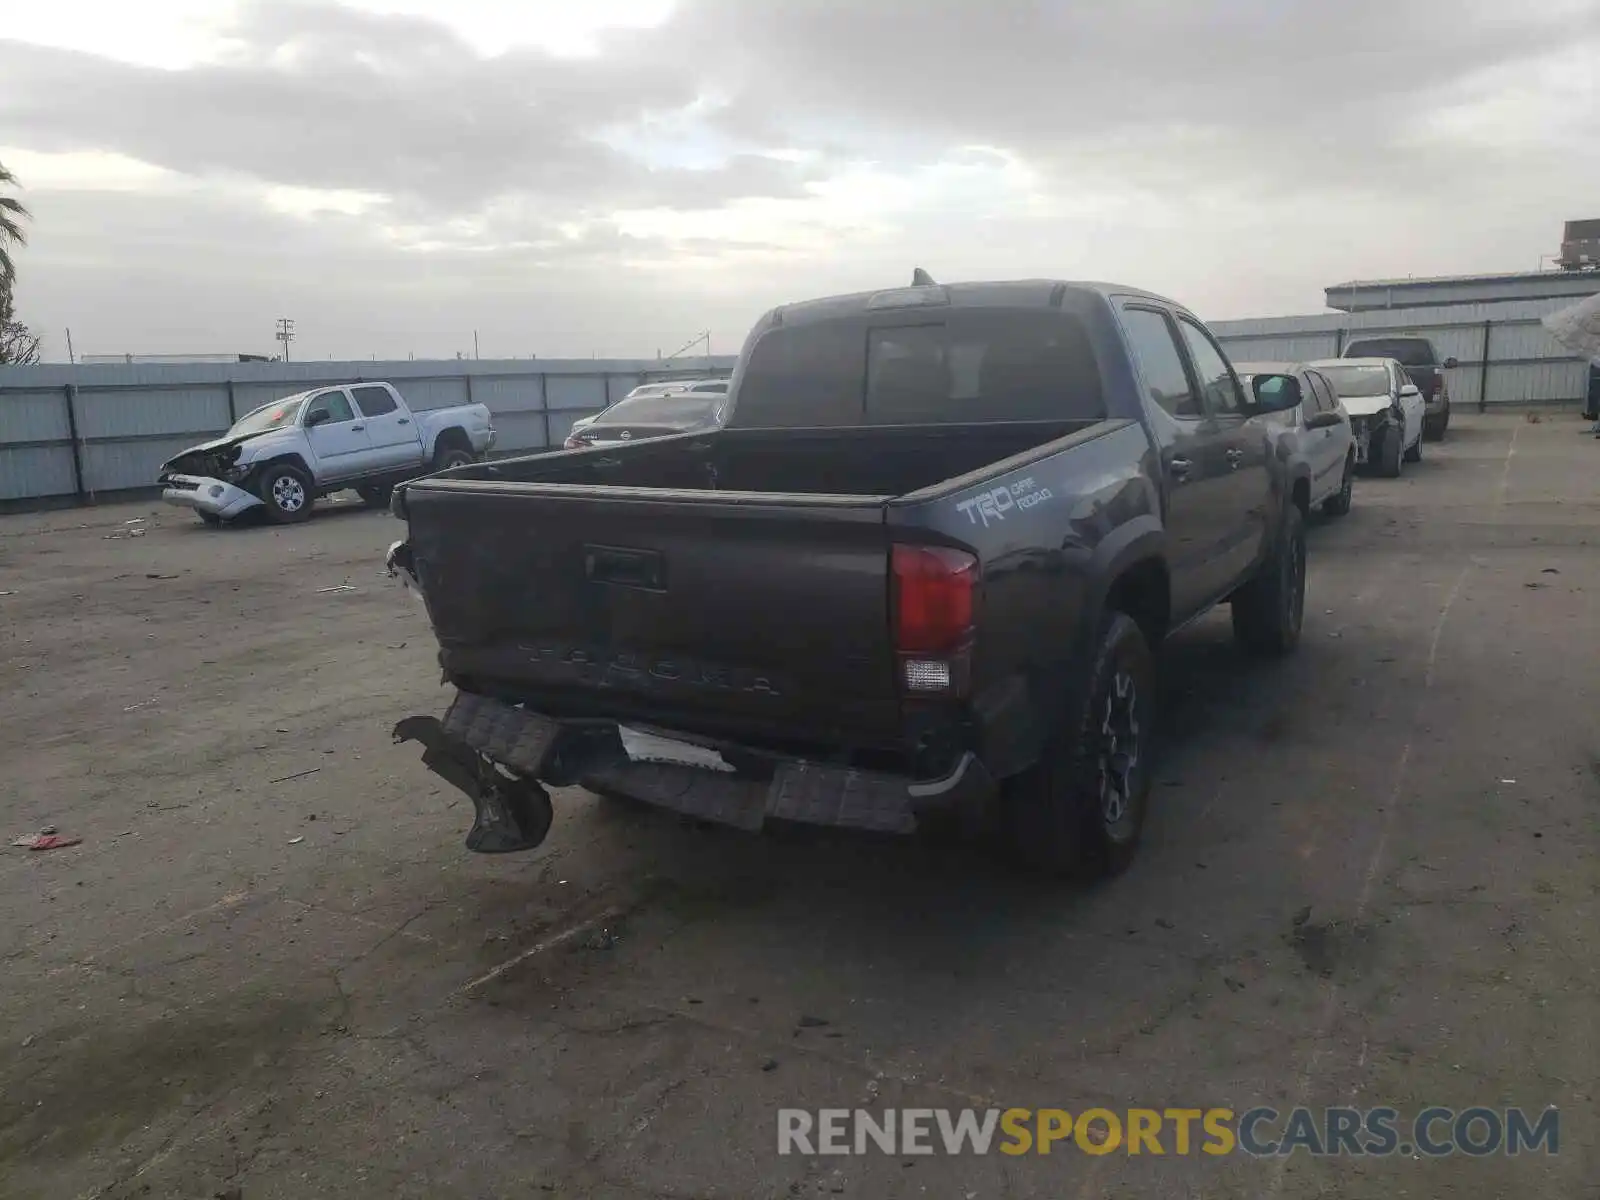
[911,267,937,287]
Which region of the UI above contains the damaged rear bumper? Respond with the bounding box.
[394,690,996,852]
[160,474,263,520]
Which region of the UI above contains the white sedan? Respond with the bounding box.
[1310,358,1426,478]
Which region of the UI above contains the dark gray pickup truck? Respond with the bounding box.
[387,277,1310,877]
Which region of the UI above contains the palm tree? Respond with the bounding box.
[0,161,29,291]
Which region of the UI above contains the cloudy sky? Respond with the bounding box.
[1,0,1597,361]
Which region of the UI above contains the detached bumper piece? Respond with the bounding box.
[160,474,264,520]
[396,689,996,851]
[392,692,559,853]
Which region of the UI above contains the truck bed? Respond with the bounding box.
[454,420,1092,496]
[400,419,1104,753]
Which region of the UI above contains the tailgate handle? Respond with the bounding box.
[584,544,665,591]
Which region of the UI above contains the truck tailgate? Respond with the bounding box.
[404,482,906,749]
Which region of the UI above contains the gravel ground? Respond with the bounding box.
[0,413,1595,1199]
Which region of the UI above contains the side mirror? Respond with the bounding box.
[1250,373,1302,414]
[1443,356,1459,370]
[305,409,330,428]
[1400,383,1421,397]
[1305,410,1343,430]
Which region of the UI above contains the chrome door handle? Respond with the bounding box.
[1169,457,1193,481]
[351,424,365,431]
[397,418,410,425]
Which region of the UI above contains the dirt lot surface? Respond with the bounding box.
[1,414,1596,1199]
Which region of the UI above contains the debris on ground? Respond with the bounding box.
[796,1014,830,1028]
[288,836,305,845]
[146,573,180,580]
[316,584,357,594]
[1155,917,1175,930]
[761,1058,779,1072]
[268,768,322,785]
[123,699,157,712]
[11,831,83,851]
[1292,905,1313,928]
[1541,567,1560,575]
[0,590,15,597]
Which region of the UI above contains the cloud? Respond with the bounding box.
[0,2,817,222]
[2,0,1598,358]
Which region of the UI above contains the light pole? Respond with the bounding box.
[275,317,296,362]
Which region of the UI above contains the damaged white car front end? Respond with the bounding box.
[158,422,298,524]
[160,473,264,520]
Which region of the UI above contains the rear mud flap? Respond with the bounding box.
[392,693,560,853]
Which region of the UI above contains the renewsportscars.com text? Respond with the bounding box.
[777,1106,1559,1158]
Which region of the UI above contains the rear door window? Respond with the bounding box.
[350,385,398,416]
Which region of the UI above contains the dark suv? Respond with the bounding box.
[1342,335,1457,440]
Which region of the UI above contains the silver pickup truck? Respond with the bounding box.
[159,381,494,525]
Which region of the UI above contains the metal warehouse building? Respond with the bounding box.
[1211,267,1600,410]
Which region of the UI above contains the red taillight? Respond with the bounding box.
[892,544,976,654]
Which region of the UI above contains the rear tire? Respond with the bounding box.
[254,463,314,524]
[432,445,475,472]
[1231,503,1306,657]
[1322,456,1354,517]
[1000,612,1155,880]
[356,482,393,508]
[198,512,222,528]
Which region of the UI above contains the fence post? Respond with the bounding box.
[1478,320,1492,413]
[63,384,86,499]
[1334,327,1345,356]
[226,379,240,424]
[541,373,552,449]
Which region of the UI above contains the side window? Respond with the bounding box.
[351,385,397,416]
[1176,319,1245,416]
[1121,308,1201,418]
[305,389,354,426]
[1307,372,1335,413]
